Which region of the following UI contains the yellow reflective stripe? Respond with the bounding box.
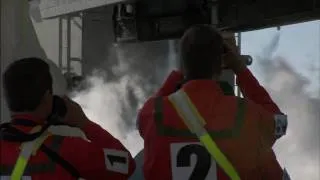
[199,133,240,180]
[182,91,240,179]
[169,92,206,136]
[32,133,51,156]
[11,126,51,180]
[169,96,195,133]
[179,91,206,125]
[11,157,28,180]
[169,90,241,180]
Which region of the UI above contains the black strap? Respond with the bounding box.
[0,121,80,178]
[0,115,62,142]
[0,123,51,142]
[12,119,39,127]
[40,144,80,178]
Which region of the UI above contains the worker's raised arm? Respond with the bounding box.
[59,97,136,179]
[236,67,282,114]
[246,99,287,147]
[222,33,287,142]
[81,119,126,148]
[154,70,184,97]
[222,33,282,114]
[258,150,284,179]
[80,122,135,179]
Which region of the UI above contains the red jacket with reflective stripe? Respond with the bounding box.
[0,116,135,180]
[138,68,284,180]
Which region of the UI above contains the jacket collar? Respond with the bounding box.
[11,114,46,125]
[181,80,224,95]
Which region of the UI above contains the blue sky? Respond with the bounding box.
[241,20,320,97]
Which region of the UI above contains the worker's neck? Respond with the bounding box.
[185,75,219,81]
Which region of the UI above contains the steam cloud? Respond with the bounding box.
[72,33,319,179]
[72,40,177,156]
[256,32,320,180]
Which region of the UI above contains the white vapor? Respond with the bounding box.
[267,57,319,180]
[72,41,175,156]
[72,71,144,156]
[256,33,320,180]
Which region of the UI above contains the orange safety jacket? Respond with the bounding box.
[138,68,287,180]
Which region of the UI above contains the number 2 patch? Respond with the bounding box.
[103,149,129,174]
[170,142,218,180]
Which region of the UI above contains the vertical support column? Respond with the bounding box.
[58,17,63,69]
[236,32,242,97]
[211,4,235,91]
[79,13,84,77]
[210,0,219,26]
[66,15,71,74]
[318,23,320,99]
[167,40,179,73]
[0,0,2,123]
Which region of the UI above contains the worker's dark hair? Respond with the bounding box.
[3,57,53,112]
[180,24,224,79]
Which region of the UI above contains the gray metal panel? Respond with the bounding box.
[0,0,24,123]
[39,0,128,19]
[1,0,68,123]
[81,6,116,76]
[81,6,174,129]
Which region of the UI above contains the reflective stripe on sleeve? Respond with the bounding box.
[0,136,64,176]
[11,128,51,180]
[168,90,241,180]
[10,158,28,180]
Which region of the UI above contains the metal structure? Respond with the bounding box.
[57,13,84,77]
[236,32,242,97]
[40,0,320,43]
[0,0,2,122]
[1,0,69,122]
[38,0,320,86]
[39,0,128,18]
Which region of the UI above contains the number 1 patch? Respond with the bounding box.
[170,142,218,180]
[103,149,129,174]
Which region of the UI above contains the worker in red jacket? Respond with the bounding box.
[0,57,135,180]
[138,25,290,180]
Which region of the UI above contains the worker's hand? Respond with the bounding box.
[62,96,89,129]
[221,32,246,74]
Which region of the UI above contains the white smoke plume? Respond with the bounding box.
[72,41,177,156]
[255,33,320,180]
